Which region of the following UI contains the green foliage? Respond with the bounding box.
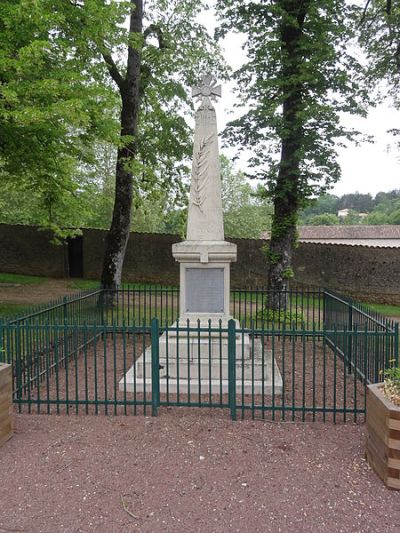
[338,193,374,212]
[216,0,369,203]
[307,213,339,225]
[358,0,400,109]
[221,155,273,238]
[342,209,363,225]
[255,308,304,327]
[216,1,369,293]
[383,362,400,407]
[365,195,400,225]
[0,0,225,239]
[281,267,294,280]
[298,189,400,225]
[300,194,340,219]
[0,0,118,236]
[266,250,282,265]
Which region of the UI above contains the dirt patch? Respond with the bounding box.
[0,279,81,306]
[0,413,399,533]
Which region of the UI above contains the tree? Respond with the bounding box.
[216,1,368,304]
[307,213,339,226]
[0,0,116,237]
[364,194,400,224]
[220,155,273,238]
[342,209,362,225]
[1,1,224,290]
[358,1,400,153]
[49,0,224,294]
[338,192,374,212]
[359,1,400,95]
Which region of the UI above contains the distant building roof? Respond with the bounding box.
[263,225,400,248]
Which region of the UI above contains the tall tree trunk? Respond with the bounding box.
[267,0,310,308]
[101,0,143,297]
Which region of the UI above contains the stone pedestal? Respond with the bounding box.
[172,240,237,329]
[120,336,282,395]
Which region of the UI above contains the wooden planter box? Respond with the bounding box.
[0,363,13,447]
[366,383,400,489]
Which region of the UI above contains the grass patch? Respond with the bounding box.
[0,273,48,285]
[366,303,400,317]
[69,279,178,291]
[0,303,31,318]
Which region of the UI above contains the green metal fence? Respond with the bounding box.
[102,287,324,329]
[6,290,104,326]
[0,287,398,422]
[323,290,398,384]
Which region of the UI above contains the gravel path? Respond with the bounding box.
[1,412,399,533]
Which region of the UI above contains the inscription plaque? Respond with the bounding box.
[185,268,224,313]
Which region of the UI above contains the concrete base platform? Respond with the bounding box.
[119,336,283,395]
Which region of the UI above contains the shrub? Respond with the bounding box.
[254,308,304,327]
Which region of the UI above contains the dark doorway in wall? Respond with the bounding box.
[68,236,84,278]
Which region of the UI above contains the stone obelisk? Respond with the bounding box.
[172,74,237,329]
[119,75,282,396]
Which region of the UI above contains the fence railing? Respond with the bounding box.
[3,318,397,422]
[101,287,324,330]
[323,290,398,384]
[2,286,324,330]
[6,290,104,326]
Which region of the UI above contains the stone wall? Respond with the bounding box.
[83,229,180,285]
[293,243,400,305]
[83,230,269,287]
[0,224,399,304]
[0,224,66,277]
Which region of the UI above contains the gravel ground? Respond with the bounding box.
[1,412,399,533]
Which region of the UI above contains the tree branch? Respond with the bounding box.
[102,53,124,89]
[143,23,166,49]
[360,0,372,26]
[395,41,400,71]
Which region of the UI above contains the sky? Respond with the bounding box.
[197,6,400,197]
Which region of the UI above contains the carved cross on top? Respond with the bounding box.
[192,74,221,102]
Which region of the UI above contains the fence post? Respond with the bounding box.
[322,290,327,326]
[347,304,353,374]
[394,322,399,367]
[151,318,160,417]
[0,320,4,364]
[15,322,22,408]
[228,319,237,421]
[63,297,68,324]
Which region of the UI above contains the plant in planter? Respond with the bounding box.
[382,366,400,407]
[366,361,400,490]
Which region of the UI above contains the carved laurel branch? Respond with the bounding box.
[192,134,214,211]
